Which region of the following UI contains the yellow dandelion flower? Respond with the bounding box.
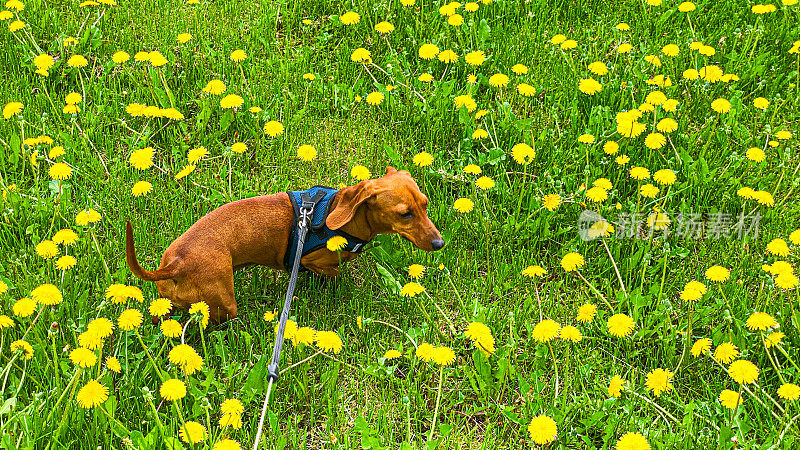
[778,383,800,400]
[70,347,98,368]
[160,378,186,401]
[616,432,650,450]
[532,319,560,342]
[76,380,109,408]
[297,144,317,161]
[705,265,730,282]
[400,282,425,297]
[527,415,557,445]
[49,163,72,180]
[202,79,227,95]
[464,50,486,66]
[714,342,739,364]
[746,312,777,331]
[106,356,121,373]
[488,73,509,87]
[432,346,455,365]
[418,43,440,60]
[131,181,152,197]
[229,49,247,62]
[576,303,597,323]
[645,368,673,397]
[453,198,474,213]
[326,235,347,251]
[383,349,402,359]
[578,78,602,95]
[608,375,626,397]
[149,298,172,317]
[220,94,244,109]
[56,255,77,270]
[161,319,182,338]
[175,164,196,180]
[475,176,495,190]
[339,11,360,25]
[728,359,759,384]
[178,421,207,444]
[560,325,582,342]
[118,309,143,331]
[374,21,394,34]
[350,47,371,63]
[315,330,343,353]
[36,240,59,258]
[416,343,435,362]
[691,338,712,357]
[169,344,204,375]
[366,91,384,106]
[13,298,37,318]
[67,54,88,68]
[607,314,635,338]
[711,98,731,113]
[719,389,742,409]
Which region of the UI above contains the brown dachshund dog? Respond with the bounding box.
[125,167,444,323]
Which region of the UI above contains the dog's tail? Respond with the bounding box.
[126,221,180,282]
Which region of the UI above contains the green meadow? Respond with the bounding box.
[1,0,800,448]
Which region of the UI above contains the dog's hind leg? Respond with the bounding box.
[203,272,237,323]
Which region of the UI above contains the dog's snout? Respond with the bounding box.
[431,239,444,251]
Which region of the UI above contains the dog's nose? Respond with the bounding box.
[431,239,444,251]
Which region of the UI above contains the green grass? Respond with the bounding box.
[1,0,800,448]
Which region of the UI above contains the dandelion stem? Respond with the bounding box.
[601,238,626,294]
[547,342,559,406]
[146,395,166,432]
[173,400,196,450]
[428,365,445,442]
[368,319,418,349]
[0,353,19,394]
[405,398,412,444]
[763,343,786,385]
[280,350,323,374]
[136,330,165,381]
[626,389,680,425]
[444,271,467,317]
[55,367,83,438]
[21,308,44,340]
[423,291,457,336]
[98,403,131,435]
[717,285,734,329]
[656,251,668,304]
[410,296,447,340]
[89,228,112,281]
[317,351,358,371]
[181,316,194,344]
[673,306,693,374]
[575,271,613,311]
[199,323,209,363]
[779,413,800,442]
[774,344,800,373]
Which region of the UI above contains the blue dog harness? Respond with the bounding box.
[284,186,369,272]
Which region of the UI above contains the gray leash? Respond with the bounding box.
[252,194,318,450]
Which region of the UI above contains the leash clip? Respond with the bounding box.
[299,203,314,228]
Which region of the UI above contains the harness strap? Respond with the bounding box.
[284,187,369,272]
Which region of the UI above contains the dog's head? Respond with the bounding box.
[326,167,444,251]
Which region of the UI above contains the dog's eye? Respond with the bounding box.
[400,211,414,219]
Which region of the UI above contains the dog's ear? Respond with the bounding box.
[327,181,375,230]
[385,166,398,175]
